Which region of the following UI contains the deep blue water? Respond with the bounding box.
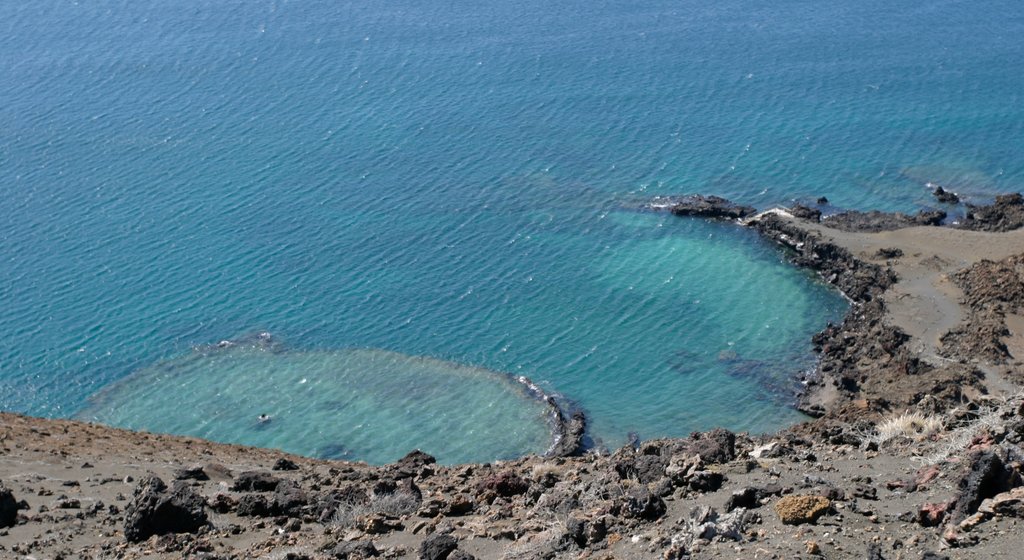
[2,1,1022,463]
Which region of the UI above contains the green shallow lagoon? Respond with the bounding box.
[79,344,554,464]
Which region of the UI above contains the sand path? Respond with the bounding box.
[797,223,1024,366]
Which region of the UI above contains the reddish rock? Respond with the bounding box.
[476,472,529,498]
[918,502,950,527]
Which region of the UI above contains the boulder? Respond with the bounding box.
[419,533,458,560]
[273,480,308,517]
[476,472,529,497]
[236,494,273,517]
[620,487,666,521]
[0,485,18,528]
[123,476,208,543]
[949,450,1011,523]
[272,458,300,471]
[232,471,282,492]
[774,495,830,525]
[173,466,209,481]
[689,428,737,464]
[327,540,379,559]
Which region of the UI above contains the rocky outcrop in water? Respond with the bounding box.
[821,208,946,232]
[666,195,757,220]
[959,193,1024,232]
[750,213,895,302]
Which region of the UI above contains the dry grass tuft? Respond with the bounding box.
[871,411,944,444]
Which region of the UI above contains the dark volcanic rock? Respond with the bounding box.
[0,485,18,528]
[395,450,436,471]
[328,540,379,559]
[822,209,946,232]
[950,450,1011,523]
[272,458,300,471]
[477,472,529,497]
[546,409,587,458]
[668,195,756,220]
[752,214,897,302]
[614,454,669,484]
[273,480,309,517]
[724,487,759,512]
[124,476,208,543]
[688,471,725,493]
[959,193,1024,232]
[621,487,667,521]
[689,428,737,464]
[232,471,282,492]
[235,494,273,517]
[933,186,960,205]
[874,247,903,259]
[419,533,458,560]
[790,204,822,221]
[173,466,209,481]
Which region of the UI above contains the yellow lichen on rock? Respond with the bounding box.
[774,495,831,525]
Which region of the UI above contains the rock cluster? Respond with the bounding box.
[667,195,756,220]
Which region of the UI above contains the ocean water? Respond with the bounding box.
[2,1,1022,463]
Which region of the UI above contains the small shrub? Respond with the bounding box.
[873,411,943,444]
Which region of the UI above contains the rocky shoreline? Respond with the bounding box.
[2,193,1023,559]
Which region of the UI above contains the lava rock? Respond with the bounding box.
[476,472,529,497]
[419,533,458,560]
[236,494,273,517]
[822,209,946,233]
[327,540,379,559]
[724,487,759,512]
[688,471,725,493]
[669,195,756,220]
[791,204,822,221]
[173,466,209,481]
[273,480,308,517]
[689,428,737,464]
[621,487,667,521]
[0,485,18,528]
[614,454,668,484]
[933,186,960,205]
[232,471,282,492]
[123,476,208,543]
[960,193,1024,232]
[950,450,1011,523]
[272,458,300,471]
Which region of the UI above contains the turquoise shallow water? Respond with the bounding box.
[1,1,1022,463]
